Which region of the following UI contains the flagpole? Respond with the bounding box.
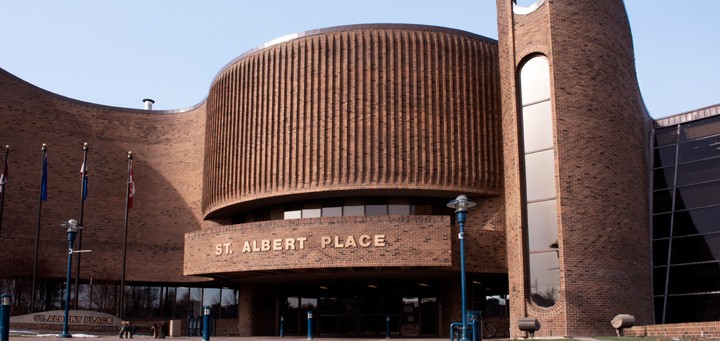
[0,145,9,236]
[119,151,132,318]
[31,143,48,313]
[74,142,88,309]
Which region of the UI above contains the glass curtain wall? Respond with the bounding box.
[0,278,238,320]
[652,116,720,323]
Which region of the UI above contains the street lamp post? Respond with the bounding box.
[58,219,84,338]
[447,194,476,341]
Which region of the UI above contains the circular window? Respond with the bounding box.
[512,0,545,15]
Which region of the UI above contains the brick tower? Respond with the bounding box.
[496,0,654,337]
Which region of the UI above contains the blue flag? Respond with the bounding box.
[80,160,88,200]
[40,154,47,201]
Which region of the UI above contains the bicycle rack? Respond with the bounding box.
[449,319,480,341]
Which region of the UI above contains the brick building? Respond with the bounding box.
[0,0,717,338]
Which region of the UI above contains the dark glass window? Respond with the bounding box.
[388,205,411,215]
[653,239,669,266]
[675,181,720,210]
[655,127,678,147]
[319,297,339,314]
[366,205,388,216]
[284,202,303,219]
[77,284,91,309]
[653,266,667,294]
[653,213,672,239]
[678,135,720,163]
[665,293,720,323]
[163,287,176,317]
[654,145,677,168]
[319,316,339,335]
[670,234,720,264]
[253,207,270,221]
[676,157,720,186]
[203,288,221,315]
[653,297,664,324]
[654,118,720,325]
[653,166,675,189]
[415,205,433,215]
[302,201,322,218]
[221,288,238,318]
[667,263,720,294]
[681,115,720,141]
[344,198,365,217]
[673,206,720,236]
[653,190,674,213]
[322,207,342,217]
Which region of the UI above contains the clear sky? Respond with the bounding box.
[0,1,717,118]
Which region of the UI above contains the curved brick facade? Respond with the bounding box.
[202,25,502,218]
[0,67,206,284]
[497,0,653,337]
[0,7,663,337]
[0,24,509,337]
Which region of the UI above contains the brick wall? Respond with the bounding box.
[497,0,654,337]
[626,322,720,338]
[185,215,452,274]
[0,67,205,283]
[202,25,503,218]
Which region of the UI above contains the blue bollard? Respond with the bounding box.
[473,315,480,341]
[0,294,11,341]
[279,316,284,337]
[307,311,313,340]
[385,315,391,339]
[202,306,211,341]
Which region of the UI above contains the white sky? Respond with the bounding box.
[0,1,717,118]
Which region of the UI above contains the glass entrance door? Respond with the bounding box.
[400,297,438,337]
[280,288,438,337]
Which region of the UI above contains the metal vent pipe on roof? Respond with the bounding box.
[143,98,155,110]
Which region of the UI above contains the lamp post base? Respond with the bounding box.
[460,327,470,341]
[58,332,72,338]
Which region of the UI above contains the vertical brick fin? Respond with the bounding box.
[203,25,502,218]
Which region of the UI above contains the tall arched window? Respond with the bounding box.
[519,56,560,307]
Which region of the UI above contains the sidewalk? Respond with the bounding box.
[9,336,478,341]
[9,331,513,341]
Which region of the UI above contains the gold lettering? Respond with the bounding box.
[374,234,386,247]
[242,241,251,253]
[334,236,344,248]
[320,236,331,248]
[273,239,282,251]
[261,239,271,251]
[359,235,372,247]
[252,240,260,252]
[285,238,296,250]
[297,237,306,250]
[215,244,223,256]
[345,235,357,247]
